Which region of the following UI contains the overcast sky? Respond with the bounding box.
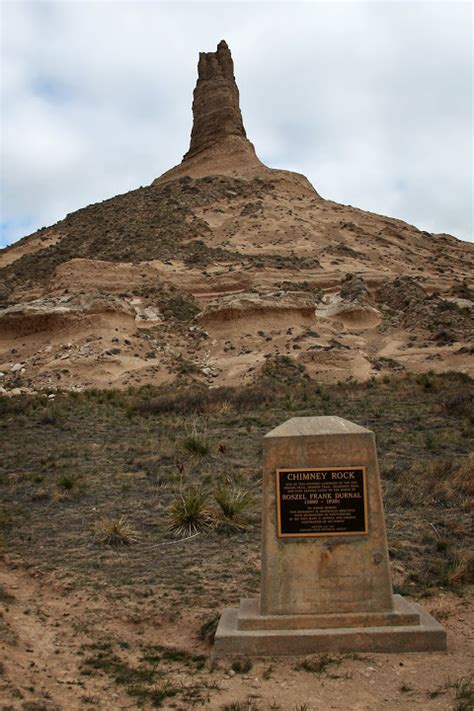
[1,0,472,248]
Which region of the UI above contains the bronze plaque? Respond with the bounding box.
[276,467,368,537]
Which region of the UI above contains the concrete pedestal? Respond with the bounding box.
[214,417,447,656]
[214,595,446,655]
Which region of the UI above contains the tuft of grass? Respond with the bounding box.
[166,487,214,536]
[56,472,87,496]
[93,515,140,546]
[199,614,220,643]
[182,426,211,457]
[127,681,178,707]
[263,665,273,680]
[0,584,15,604]
[295,654,341,675]
[230,658,252,674]
[222,701,259,711]
[214,485,254,530]
[454,676,474,711]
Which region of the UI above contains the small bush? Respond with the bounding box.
[231,658,253,674]
[199,614,220,643]
[93,515,140,546]
[166,488,214,536]
[214,485,254,529]
[182,432,211,457]
[295,654,340,675]
[56,472,86,495]
[453,676,474,711]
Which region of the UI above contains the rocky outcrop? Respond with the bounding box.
[154,41,270,184]
[184,40,255,161]
[199,291,317,325]
[0,294,135,335]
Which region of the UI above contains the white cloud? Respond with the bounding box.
[1,0,472,247]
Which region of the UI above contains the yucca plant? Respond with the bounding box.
[166,487,214,536]
[56,472,86,495]
[93,515,140,546]
[214,485,255,530]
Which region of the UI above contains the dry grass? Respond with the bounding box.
[93,515,140,546]
[214,485,255,530]
[0,371,472,600]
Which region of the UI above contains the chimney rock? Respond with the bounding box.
[183,40,254,161]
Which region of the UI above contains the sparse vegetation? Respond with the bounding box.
[56,471,86,496]
[230,658,253,674]
[0,372,473,708]
[295,654,341,675]
[182,429,212,457]
[166,487,214,536]
[0,372,472,598]
[199,614,220,643]
[93,515,140,546]
[221,702,260,711]
[453,676,474,711]
[0,585,15,604]
[214,484,255,530]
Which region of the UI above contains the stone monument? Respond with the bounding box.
[214,416,446,655]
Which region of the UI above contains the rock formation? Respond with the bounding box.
[154,41,314,187]
[184,40,254,161]
[0,41,472,392]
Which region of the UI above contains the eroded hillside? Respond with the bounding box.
[0,42,472,392]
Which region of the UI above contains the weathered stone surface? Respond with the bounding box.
[183,40,254,161]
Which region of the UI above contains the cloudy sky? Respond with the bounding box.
[1,0,472,248]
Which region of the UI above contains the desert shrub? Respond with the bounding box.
[453,676,474,711]
[182,430,211,457]
[416,372,436,392]
[166,487,214,536]
[214,485,254,529]
[160,290,200,322]
[260,354,308,384]
[56,472,86,495]
[295,654,340,675]
[93,515,140,546]
[199,614,220,642]
[440,392,473,418]
[231,658,253,674]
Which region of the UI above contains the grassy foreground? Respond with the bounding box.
[0,367,473,708]
[1,366,473,595]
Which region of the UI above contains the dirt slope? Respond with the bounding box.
[1,556,473,710]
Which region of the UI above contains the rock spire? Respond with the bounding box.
[154,39,315,192]
[183,40,251,160]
